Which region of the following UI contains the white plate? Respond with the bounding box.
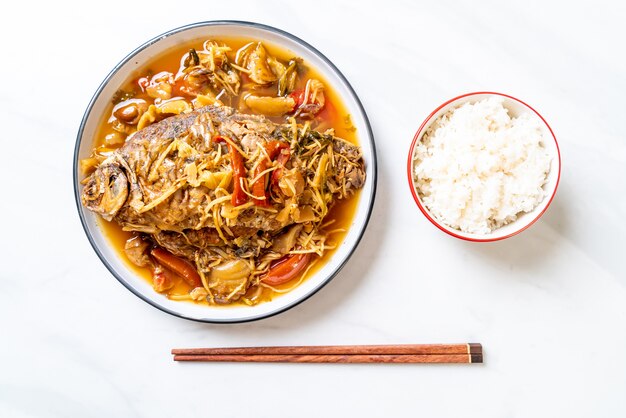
[73,21,377,323]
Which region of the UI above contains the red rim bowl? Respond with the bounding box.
[407,92,561,242]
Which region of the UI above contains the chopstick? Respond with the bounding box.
[172,343,482,364]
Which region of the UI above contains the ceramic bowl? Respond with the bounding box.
[73,21,377,322]
[407,92,560,242]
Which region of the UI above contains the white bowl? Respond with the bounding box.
[407,92,560,242]
[73,21,377,322]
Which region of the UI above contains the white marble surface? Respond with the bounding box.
[1,1,625,416]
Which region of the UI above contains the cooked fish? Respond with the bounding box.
[82,106,365,230]
[82,105,365,252]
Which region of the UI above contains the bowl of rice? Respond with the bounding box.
[407,92,561,242]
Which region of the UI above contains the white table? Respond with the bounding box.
[2,1,625,416]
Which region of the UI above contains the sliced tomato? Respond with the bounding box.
[152,264,175,292]
[151,248,202,288]
[289,89,325,115]
[270,150,290,193]
[251,159,270,207]
[252,140,289,207]
[214,135,248,206]
[262,253,311,286]
[289,90,306,110]
[265,140,289,160]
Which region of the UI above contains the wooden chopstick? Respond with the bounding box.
[172,343,482,364]
[173,354,480,363]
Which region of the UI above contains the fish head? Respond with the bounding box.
[81,163,129,221]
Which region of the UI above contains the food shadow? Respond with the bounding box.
[458,188,568,275]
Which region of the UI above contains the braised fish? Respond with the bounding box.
[81,105,365,302]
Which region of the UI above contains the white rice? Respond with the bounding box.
[412,97,552,234]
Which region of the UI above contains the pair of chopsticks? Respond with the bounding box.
[172,343,482,364]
